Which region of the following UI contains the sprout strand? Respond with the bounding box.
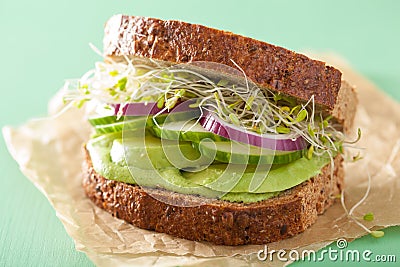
[67,58,350,158]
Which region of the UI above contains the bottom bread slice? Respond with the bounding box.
[82,148,344,245]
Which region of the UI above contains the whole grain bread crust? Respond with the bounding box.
[82,147,344,245]
[103,14,357,132]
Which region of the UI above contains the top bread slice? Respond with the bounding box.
[103,14,357,132]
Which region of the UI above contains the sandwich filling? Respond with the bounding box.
[67,58,348,203]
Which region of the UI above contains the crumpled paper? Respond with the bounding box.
[3,54,400,267]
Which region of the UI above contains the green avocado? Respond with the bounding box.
[87,132,220,198]
[86,133,134,184]
[86,131,331,202]
[110,132,214,170]
[183,155,331,193]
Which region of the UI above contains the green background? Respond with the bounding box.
[1,0,399,266]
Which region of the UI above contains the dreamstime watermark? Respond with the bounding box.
[257,238,397,263]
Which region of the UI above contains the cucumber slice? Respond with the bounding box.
[88,115,120,126]
[94,117,148,134]
[90,115,167,134]
[152,120,227,142]
[89,115,158,126]
[147,112,197,128]
[88,115,150,126]
[89,111,198,134]
[198,140,304,165]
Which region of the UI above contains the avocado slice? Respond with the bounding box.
[111,132,213,170]
[86,131,331,202]
[183,156,331,193]
[87,132,220,198]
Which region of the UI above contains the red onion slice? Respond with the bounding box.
[199,111,307,151]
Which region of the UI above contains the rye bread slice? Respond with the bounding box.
[103,14,357,132]
[83,14,353,246]
[82,147,344,246]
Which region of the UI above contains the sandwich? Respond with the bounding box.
[69,14,357,245]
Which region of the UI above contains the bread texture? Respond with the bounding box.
[333,80,357,133]
[103,14,341,109]
[82,147,344,246]
[103,15,357,118]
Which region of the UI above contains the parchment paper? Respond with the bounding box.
[3,54,400,267]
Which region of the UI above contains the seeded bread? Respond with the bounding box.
[103,14,357,132]
[82,147,343,246]
[82,15,355,246]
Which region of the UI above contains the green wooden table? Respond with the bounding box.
[1,1,399,266]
